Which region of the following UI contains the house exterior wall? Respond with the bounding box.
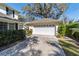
[0,6,20,31]
[0,22,19,31]
[9,14,18,19]
[18,23,24,30]
[7,23,23,30]
[0,22,7,31]
[0,9,6,14]
[8,23,16,30]
[14,14,18,19]
[29,26,57,35]
[0,8,18,20]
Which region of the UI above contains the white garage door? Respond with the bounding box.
[32,27,56,35]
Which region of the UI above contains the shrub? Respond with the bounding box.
[72,32,79,41]
[66,22,79,36]
[0,30,26,47]
[65,22,79,41]
[58,22,79,40]
[26,29,32,36]
[58,23,66,38]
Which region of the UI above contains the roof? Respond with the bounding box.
[26,18,62,26]
[0,3,20,14]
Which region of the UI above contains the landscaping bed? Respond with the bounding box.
[0,30,26,47]
[59,39,79,56]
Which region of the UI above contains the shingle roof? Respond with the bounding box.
[26,18,62,26]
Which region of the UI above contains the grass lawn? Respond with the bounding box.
[59,39,79,56]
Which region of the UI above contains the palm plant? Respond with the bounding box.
[71,28,79,40]
[22,3,67,19]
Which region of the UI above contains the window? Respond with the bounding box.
[6,7,15,18]
[9,23,15,30]
[6,7,13,15]
[0,22,18,31]
[0,22,7,31]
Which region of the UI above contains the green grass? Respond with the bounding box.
[59,40,79,56]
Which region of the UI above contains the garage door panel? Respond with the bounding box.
[32,27,55,35]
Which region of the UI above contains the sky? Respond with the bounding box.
[5,3,79,20]
[64,3,79,20]
[6,3,27,14]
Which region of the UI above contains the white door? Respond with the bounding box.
[32,26,56,35]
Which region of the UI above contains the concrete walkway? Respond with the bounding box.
[0,35,65,56]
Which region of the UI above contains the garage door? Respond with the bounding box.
[32,27,56,35]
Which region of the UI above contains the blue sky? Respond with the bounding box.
[6,3,27,13]
[6,3,79,20]
[64,3,79,20]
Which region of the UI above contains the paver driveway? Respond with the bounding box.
[0,35,65,56]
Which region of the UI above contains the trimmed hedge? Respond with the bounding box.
[0,30,26,47]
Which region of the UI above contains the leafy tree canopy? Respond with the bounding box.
[22,3,67,19]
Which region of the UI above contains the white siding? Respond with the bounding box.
[0,9,18,20]
[8,14,18,20]
[0,9,6,14]
[30,26,56,35]
[14,14,18,19]
[18,23,24,30]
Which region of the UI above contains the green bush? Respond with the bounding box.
[58,23,66,37]
[58,22,79,41]
[65,22,79,41]
[66,22,79,36]
[0,30,26,47]
[73,32,79,41]
[58,22,79,37]
[26,29,32,36]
